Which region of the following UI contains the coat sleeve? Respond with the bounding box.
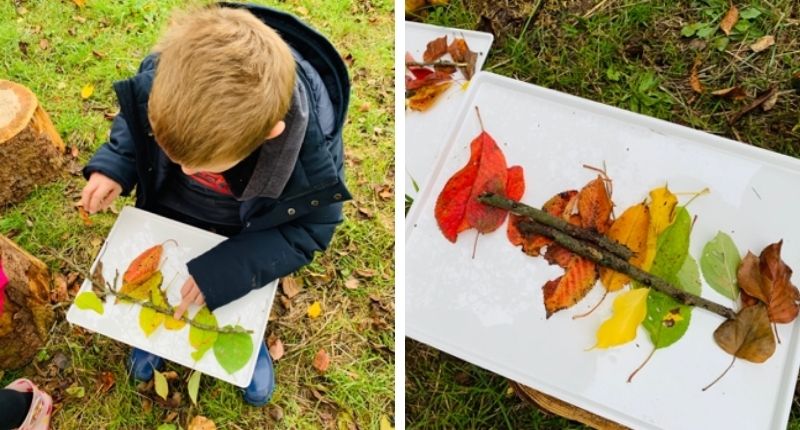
[82,112,138,195]
[187,202,344,311]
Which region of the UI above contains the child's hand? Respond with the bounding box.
[173,276,205,320]
[80,172,122,214]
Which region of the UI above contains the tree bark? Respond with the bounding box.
[0,80,64,207]
[0,234,54,370]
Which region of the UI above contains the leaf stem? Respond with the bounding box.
[475,106,485,132]
[701,355,736,391]
[572,289,608,320]
[628,347,655,383]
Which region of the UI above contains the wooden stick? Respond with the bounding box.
[406,60,468,68]
[478,192,633,260]
[517,220,736,319]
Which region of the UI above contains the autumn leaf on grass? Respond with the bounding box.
[719,4,739,36]
[750,35,775,53]
[600,203,650,292]
[641,186,678,272]
[448,37,478,80]
[703,303,775,391]
[189,307,218,361]
[711,86,747,100]
[407,81,453,112]
[508,190,578,256]
[690,57,704,94]
[435,107,518,243]
[700,232,741,300]
[423,36,448,62]
[631,207,697,381]
[80,84,94,99]
[313,348,331,373]
[738,240,800,324]
[577,175,613,234]
[594,288,649,349]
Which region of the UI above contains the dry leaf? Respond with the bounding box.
[78,206,92,226]
[750,35,775,53]
[690,57,704,94]
[52,274,69,303]
[188,416,217,430]
[312,349,331,373]
[719,5,739,36]
[761,90,779,111]
[710,86,747,100]
[80,84,94,99]
[407,81,452,111]
[738,241,799,324]
[38,39,49,50]
[728,86,777,125]
[96,371,115,394]
[307,301,322,318]
[281,276,301,299]
[267,335,285,361]
[423,36,448,62]
[344,278,360,290]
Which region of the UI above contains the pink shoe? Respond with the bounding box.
[4,379,52,430]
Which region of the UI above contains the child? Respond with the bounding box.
[79,3,351,406]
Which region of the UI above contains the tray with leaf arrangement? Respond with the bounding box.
[406,72,800,430]
[67,206,277,387]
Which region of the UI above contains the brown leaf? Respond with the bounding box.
[728,86,777,125]
[267,335,285,361]
[70,145,80,158]
[750,35,775,53]
[710,86,747,100]
[357,206,373,219]
[690,57,704,94]
[737,241,799,323]
[423,36,448,63]
[356,269,376,278]
[281,276,301,299]
[96,371,115,394]
[448,38,478,80]
[188,416,217,430]
[344,278,360,290]
[78,206,93,226]
[312,349,330,373]
[714,303,775,362]
[719,5,739,36]
[38,39,49,50]
[761,90,779,111]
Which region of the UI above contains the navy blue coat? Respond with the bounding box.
[84,3,352,310]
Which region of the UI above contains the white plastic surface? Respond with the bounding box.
[406,72,800,430]
[405,21,493,200]
[66,206,277,387]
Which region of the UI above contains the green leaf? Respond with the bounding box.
[189,307,218,360]
[681,22,703,37]
[187,370,201,405]
[700,231,741,300]
[75,291,104,315]
[606,67,621,82]
[213,326,253,374]
[734,20,751,33]
[156,425,177,430]
[739,7,761,20]
[696,24,716,39]
[153,368,168,400]
[643,207,694,349]
[713,37,730,52]
[139,306,165,337]
[676,254,702,296]
[65,385,85,398]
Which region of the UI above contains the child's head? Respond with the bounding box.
[148,6,296,174]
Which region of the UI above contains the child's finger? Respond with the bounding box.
[80,182,97,211]
[88,184,110,214]
[174,287,199,320]
[193,292,205,305]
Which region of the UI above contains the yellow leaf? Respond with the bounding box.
[594,288,649,349]
[641,186,677,271]
[460,81,470,92]
[80,84,94,99]
[600,203,650,292]
[379,415,394,430]
[139,306,164,337]
[307,301,322,318]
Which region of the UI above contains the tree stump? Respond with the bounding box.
[510,381,629,430]
[0,80,64,207]
[0,235,53,370]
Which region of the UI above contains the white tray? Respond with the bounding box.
[67,207,277,387]
[406,72,800,430]
[405,21,493,201]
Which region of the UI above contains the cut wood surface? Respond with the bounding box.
[0,234,54,369]
[0,80,64,207]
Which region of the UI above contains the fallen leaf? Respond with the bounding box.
[139,306,165,337]
[719,5,739,36]
[80,83,94,99]
[542,255,597,318]
[448,37,478,80]
[690,57,704,94]
[600,203,650,292]
[407,81,452,111]
[738,240,799,323]
[213,326,253,374]
[188,416,217,430]
[187,370,201,405]
[508,190,578,256]
[189,307,218,360]
[761,90,779,111]
[153,369,169,400]
[307,301,323,318]
[423,36,448,62]
[267,336,285,361]
[281,276,301,299]
[52,274,69,303]
[594,288,650,349]
[344,278,360,290]
[124,244,164,285]
[380,415,394,430]
[750,35,775,53]
[38,39,49,50]
[710,86,747,100]
[313,348,331,373]
[75,291,104,315]
[641,186,677,271]
[728,86,776,125]
[577,175,613,234]
[65,384,85,398]
[77,206,93,226]
[119,271,162,304]
[435,108,515,242]
[96,371,115,394]
[700,232,741,300]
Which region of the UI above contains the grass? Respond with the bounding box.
[407,0,800,428]
[0,0,394,428]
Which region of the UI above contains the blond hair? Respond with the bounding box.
[148,6,296,168]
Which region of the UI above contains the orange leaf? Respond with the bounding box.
[508,190,578,256]
[577,175,612,234]
[719,5,739,36]
[600,203,650,292]
[407,81,452,112]
[423,36,448,62]
[123,244,163,285]
[543,256,598,318]
[312,348,330,373]
[690,57,704,94]
[447,37,478,80]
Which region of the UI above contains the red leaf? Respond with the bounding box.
[408,66,434,80]
[435,111,512,242]
[406,71,453,91]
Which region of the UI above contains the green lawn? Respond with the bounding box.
[0,0,394,428]
[407,0,800,428]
